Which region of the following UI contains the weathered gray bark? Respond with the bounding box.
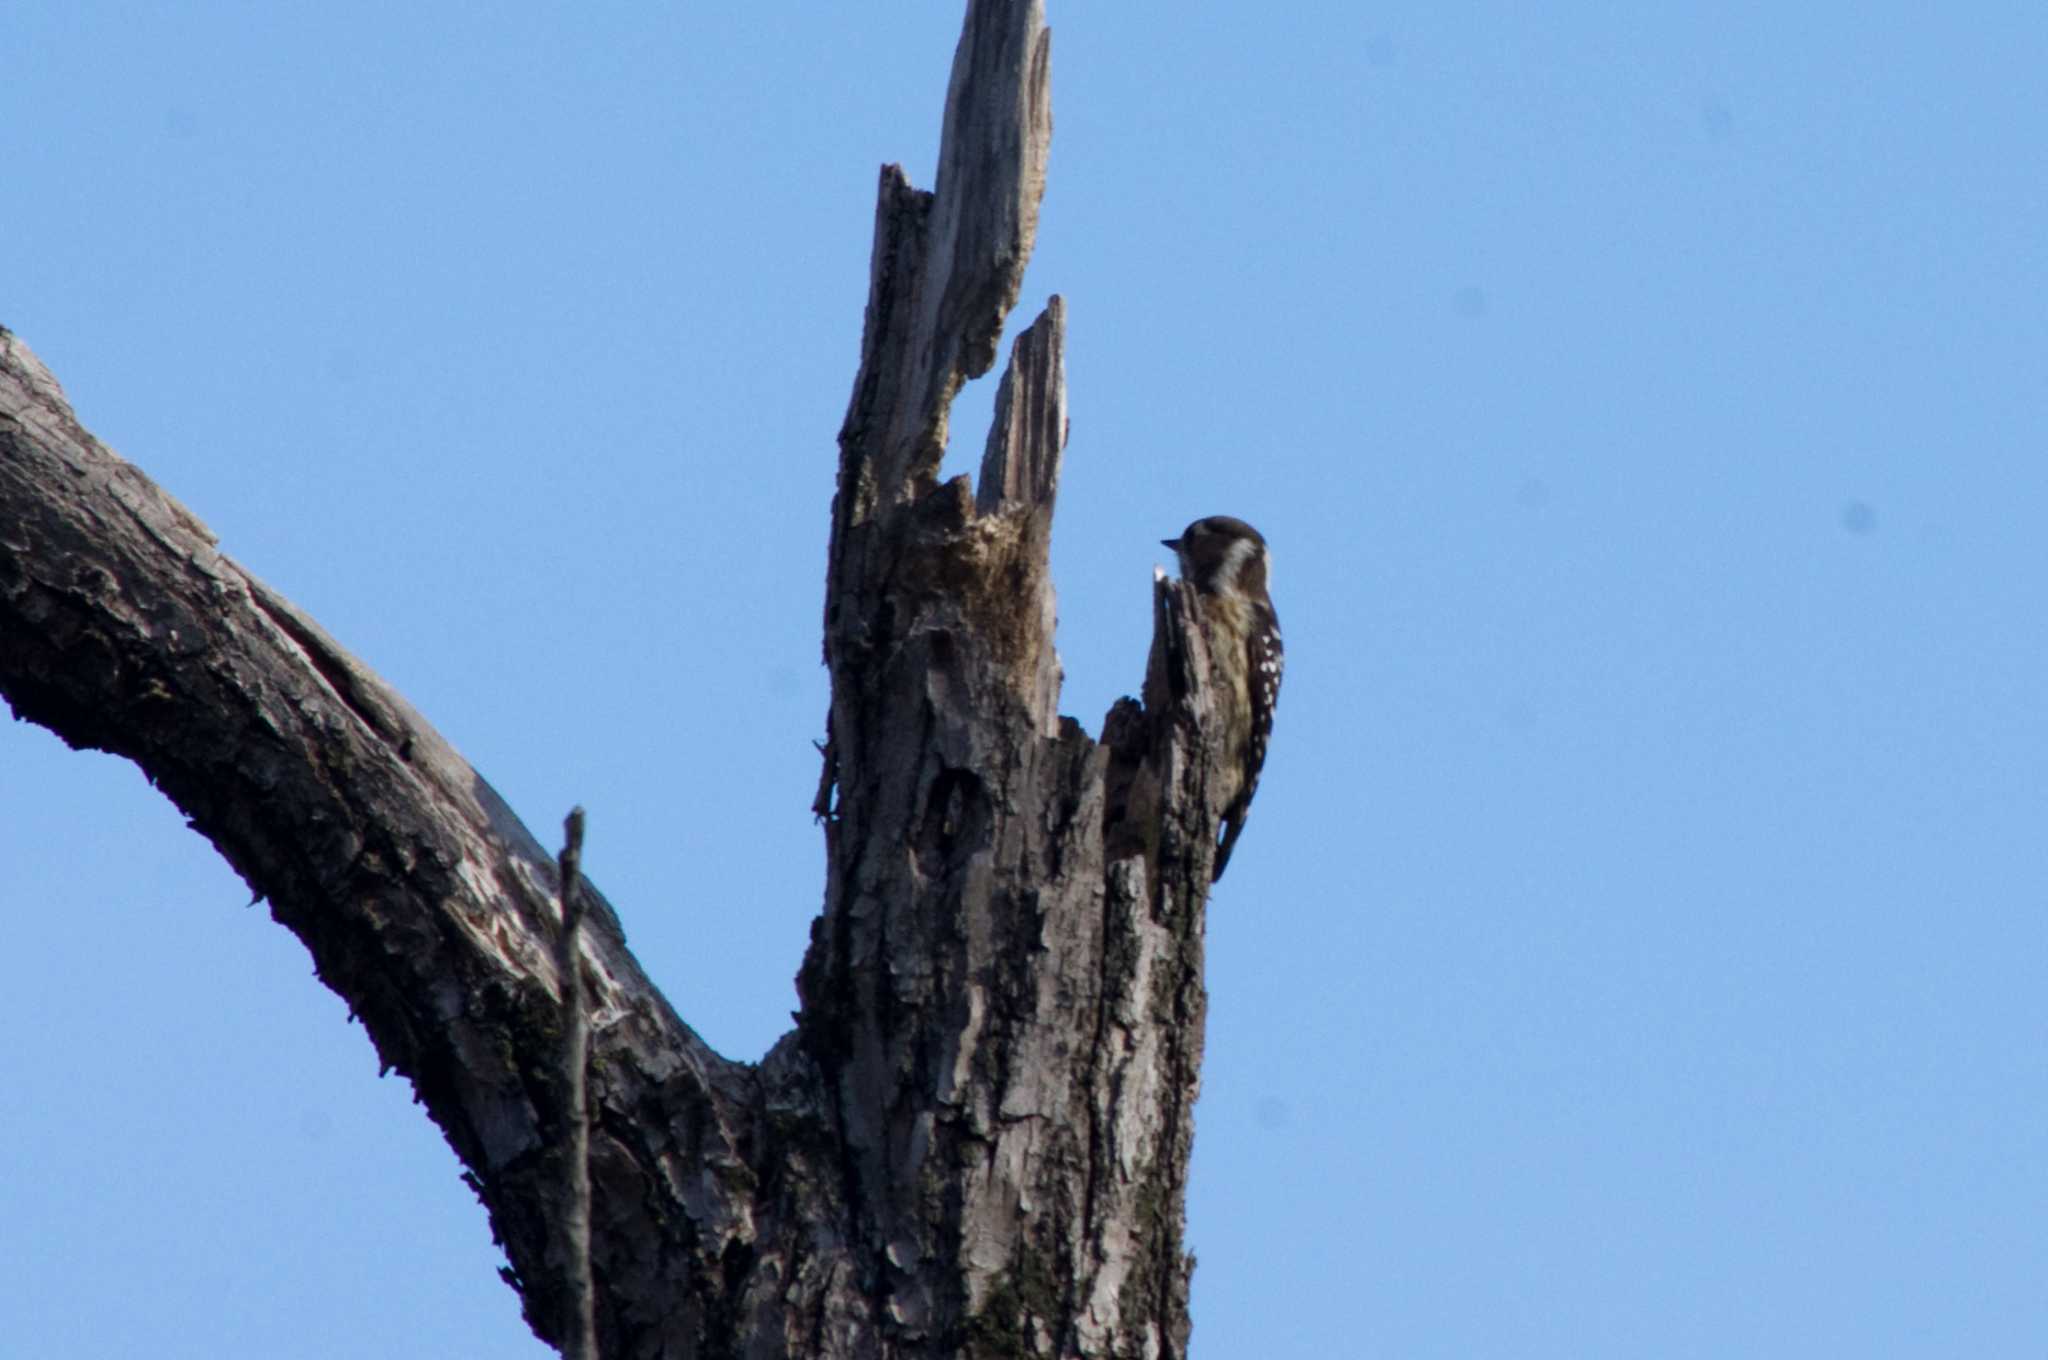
[0,3,1242,1356]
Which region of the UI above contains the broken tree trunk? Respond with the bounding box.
[0,3,1243,1356]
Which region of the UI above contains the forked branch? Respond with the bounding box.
[0,4,1242,1356]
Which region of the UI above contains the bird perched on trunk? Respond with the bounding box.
[1162,516,1284,881]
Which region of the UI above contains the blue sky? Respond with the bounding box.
[5,5,2045,1356]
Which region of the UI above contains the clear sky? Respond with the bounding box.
[5,4,2045,1356]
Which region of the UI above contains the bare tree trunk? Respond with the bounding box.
[0,3,1241,1356]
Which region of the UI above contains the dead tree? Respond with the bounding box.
[0,3,1246,1355]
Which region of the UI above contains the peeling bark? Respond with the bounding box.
[0,3,1244,1356]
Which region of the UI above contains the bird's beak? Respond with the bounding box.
[1160,538,1180,551]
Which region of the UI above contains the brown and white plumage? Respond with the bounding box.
[1162,516,1284,881]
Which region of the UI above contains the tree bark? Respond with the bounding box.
[0,3,1242,1356]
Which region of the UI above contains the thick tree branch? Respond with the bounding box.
[0,328,758,1355]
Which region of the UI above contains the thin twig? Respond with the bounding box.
[554,806,596,1360]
